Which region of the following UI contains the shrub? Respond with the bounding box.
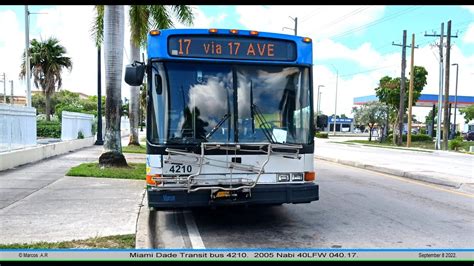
[37,120,61,138]
[315,132,328,138]
[411,134,432,142]
[449,139,463,151]
[77,131,84,139]
[386,134,432,142]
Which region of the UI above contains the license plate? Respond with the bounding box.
[163,163,194,175]
[215,191,231,198]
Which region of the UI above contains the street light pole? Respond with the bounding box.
[317,85,324,115]
[452,63,459,138]
[1,73,5,103]
[333,69,339,136]
[10,80,14,105]
[95,46,104,145]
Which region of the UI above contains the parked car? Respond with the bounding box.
[464,131,474,141]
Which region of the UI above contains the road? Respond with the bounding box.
[146,159,474,249]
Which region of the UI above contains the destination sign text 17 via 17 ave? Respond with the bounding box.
[168,35,297,61]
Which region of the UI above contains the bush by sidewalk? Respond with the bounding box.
[386,133,432,142]
[315,132,328,138]
[37,120,61,138]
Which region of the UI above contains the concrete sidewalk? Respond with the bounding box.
[0,137,146,245]
[314,137,473,190]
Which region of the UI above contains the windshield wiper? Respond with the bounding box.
[251,103,277,144]
[205,113,231,139]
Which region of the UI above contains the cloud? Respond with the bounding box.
[0,10,27,96]
[462,23,474,44]
[312,40,474,123]
[235,5,385,39]
[461,5,474,13]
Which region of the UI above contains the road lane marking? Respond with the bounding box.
[183,210,206,249]
[316,158,474,199]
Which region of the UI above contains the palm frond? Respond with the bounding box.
[129,5,150,47]
[171,5,194,26]
[91,5,104,47]
[149,5,173,30]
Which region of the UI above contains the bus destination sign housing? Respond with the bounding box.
[168,35,297,61]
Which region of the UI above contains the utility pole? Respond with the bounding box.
[392,30,411,146]
[443,20,454,150]
[452,63,459,138]
[425,22,457,150]
[407,33,417,147]
[10,80,14,105]
[283,16,298,36]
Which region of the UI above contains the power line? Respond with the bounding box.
[339,65,398,78]
[327,6,421,40]
[300,6,328,22]
[317,6,372,33]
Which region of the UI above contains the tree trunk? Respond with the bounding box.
[99,5,128,168]
[392,115,398,145]
[128,40,140,146]
[45,91,51,121]
[368,126,372,141]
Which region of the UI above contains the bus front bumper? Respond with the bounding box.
[147,183,319,209]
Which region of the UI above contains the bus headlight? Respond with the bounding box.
[292,173,303,181]
[277,174,290,182]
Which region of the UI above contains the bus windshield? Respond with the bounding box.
[151,61,312,145]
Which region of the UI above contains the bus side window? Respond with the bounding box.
[155,74,162,95]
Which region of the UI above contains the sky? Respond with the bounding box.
[0,5,473,126]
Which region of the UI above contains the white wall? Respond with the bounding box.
[61,111,94,141]
[0,104,36,152]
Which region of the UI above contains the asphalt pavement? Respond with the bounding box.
[139,159,473,248]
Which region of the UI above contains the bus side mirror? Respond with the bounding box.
[124,61,145,86]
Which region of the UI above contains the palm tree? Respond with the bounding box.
[20,38,72,121]
[97,5,128,167]
[93,5,194,147]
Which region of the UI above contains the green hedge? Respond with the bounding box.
[315,132,328,138]
[37,120,61,138]
[386,134,432,142]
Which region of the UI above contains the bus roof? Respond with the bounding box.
[147,28,312,65]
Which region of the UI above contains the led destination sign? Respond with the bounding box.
[168,35,297,61]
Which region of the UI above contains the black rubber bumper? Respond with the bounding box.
[148,183,319,209]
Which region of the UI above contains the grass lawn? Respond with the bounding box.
[66,162,145,180]
[122,144,146,154]
[0,234,135,249]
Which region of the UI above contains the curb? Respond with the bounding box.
[315,155,463,189]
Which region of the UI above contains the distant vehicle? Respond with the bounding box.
[464,131,474,141]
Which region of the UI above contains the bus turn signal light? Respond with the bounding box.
[303,37,312,43]
[146,174,161,185]
[304,171,316,181]
[150,30,160,36]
